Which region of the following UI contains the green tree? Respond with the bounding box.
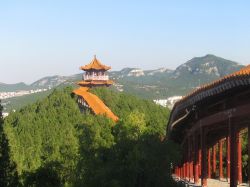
[4,87,180,186]
[4,88,80,186]
[0,100,19,187]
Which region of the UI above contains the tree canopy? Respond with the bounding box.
[2,87,180,186]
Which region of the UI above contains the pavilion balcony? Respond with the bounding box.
[83,75,109,81]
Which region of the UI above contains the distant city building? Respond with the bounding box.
[154,96,182,109]
[73,56,118,122]
[2,112,9,118]
[0,88,48,100]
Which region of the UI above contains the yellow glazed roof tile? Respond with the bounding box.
[73,87,119,122]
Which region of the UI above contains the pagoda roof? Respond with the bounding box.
[73,87,119,122]
[80,56,111,71]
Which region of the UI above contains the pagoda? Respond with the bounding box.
[77,55,113,87]
[73,56,118,122]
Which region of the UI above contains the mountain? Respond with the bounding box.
[30,75,67,88]
[173,54,242,78]
[0,82,30,92]
[0,54,245,111]
[110,55,244,98]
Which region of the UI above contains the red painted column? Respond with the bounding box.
[201,129,207,187]
[194,136,199,184]
[184,163,186,179]
[190,139,194,182]
[219,140,224,180]
[237,132,242,184]
[199,148,201,177]
[208,148,211,178]
[248,124,250,185]
[185,161,189,179]
[186,144,190,181]
[227,136,230,181]
[230,120,237,187]
[184,162,186,179]
[181,165,183,178]
[212,145,216,176]
[183,164,185,179]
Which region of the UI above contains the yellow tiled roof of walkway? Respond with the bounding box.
[73,87,119,122]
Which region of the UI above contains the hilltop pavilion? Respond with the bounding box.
[73,56,118,122]
[77,55,114,87]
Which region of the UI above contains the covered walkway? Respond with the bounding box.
[173,176,248,187]
[168,66,250,187]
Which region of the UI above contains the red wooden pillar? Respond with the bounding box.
[183,164,185,179]
[190,160,194,181]
[186,144,190,181]
[248,124,250,185]
[184,162,186,179]
[237,132,242,184]
[230,121,237,187]
[184,163,186,179]
[180,166,182,178]
[181,165,183,178]
[186,161,189,180]
[212,145,216,176]
[198,148,201,176]
[219,140,224,180]
[194,136,199,184]
[227,136,230,181]
[201,129,207,187]
[190,139,194,182]
[208,148,211,178]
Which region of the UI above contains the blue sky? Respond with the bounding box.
[1,1,250,83]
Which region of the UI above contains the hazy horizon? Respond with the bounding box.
[1,1,250,84]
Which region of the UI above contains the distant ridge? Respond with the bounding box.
[0,54,245,99]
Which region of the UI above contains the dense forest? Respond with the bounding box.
[0,87,181,187]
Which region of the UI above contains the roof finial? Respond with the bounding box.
[94,54,96,59]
